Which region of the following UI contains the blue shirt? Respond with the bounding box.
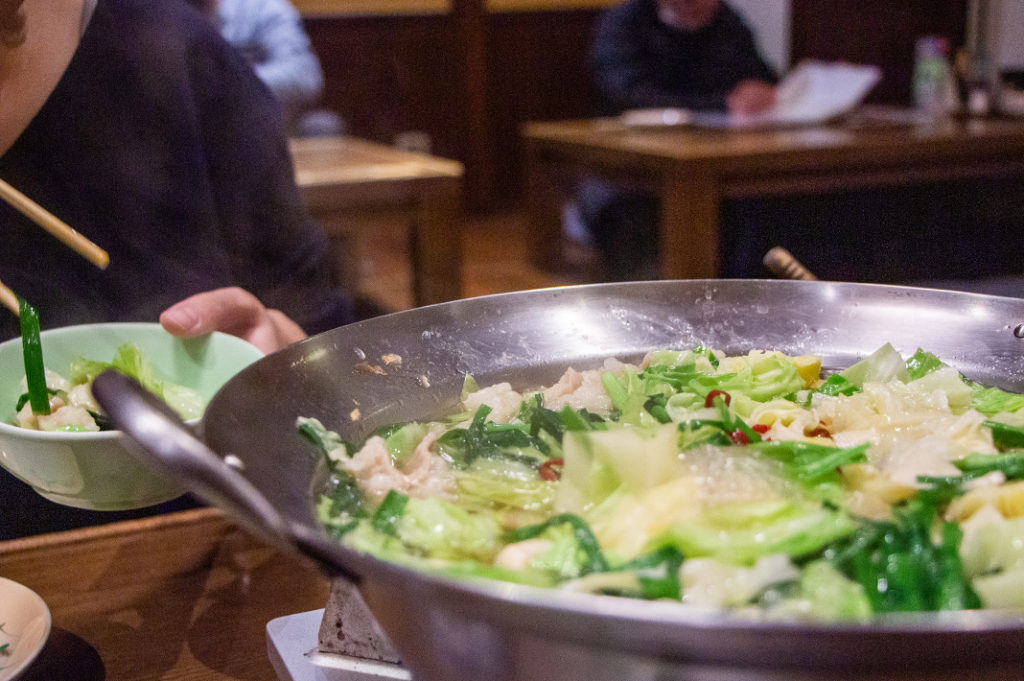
[215,0,325,125]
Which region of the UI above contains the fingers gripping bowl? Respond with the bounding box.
[93,281,1024,680]
[0,323,263,510]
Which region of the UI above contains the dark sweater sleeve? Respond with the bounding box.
[183,14,353,334]
[589,3,720,112]
[722,17,777,86]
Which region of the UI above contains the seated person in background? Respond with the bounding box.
[590,0,776,116]
[188,0,344,137]
[576,0,777,280]
[0,0,352,538]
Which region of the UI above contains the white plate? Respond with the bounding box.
[0,578,51,681]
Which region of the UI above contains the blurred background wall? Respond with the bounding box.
[997,2,1024,72]
[729,0,790,74]
[294,0,1023,212]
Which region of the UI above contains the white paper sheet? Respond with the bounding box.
[619,60,882,130]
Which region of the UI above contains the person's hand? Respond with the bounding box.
[160,287,306,354]
[726,80,776,115]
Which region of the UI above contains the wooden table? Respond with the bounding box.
[523,114,1024,279]
[0,508,329,681]
[289,136,465,307]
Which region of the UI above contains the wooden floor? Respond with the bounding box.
[350,208,600,314]
[347,207,1024,313]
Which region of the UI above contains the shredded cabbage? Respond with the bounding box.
[307,343,1024,621]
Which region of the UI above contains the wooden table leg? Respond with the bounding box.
[317,213,363,297]
[660,172,720,279]
[410,179,464,305]
[524,143,569,273]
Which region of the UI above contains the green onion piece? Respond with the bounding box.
[371,490,409,535]
[934,522,981,611]
[600,371,629,412]
[644,394,672,424]
[984,420,1024,450]
[812,374,861,399]
[619,546,685,600]
[298,418,350,467]
[505,513,609,574]
[559,405,598,431]
[954,451,1024,480]
[18,297,50,415]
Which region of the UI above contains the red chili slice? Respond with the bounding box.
[752,424,770,434]
[729,430,749,445]
[806,426,831,438]
[705,389,732,408]
[539,457,564,481]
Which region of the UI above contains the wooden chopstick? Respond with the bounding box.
[762,246,818,281]
[0,278,19,315]
[0,177,110,269]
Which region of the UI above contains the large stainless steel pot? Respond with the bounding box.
[93,280,1024,681]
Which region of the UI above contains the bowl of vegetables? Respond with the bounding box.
[0,321,263,510]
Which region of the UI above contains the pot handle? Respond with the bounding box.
[92,369,362,582]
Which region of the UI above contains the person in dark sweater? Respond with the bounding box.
[0,0,351,537]
[0,0,353,343]
[576,0,777,280]
[590,0,776,115]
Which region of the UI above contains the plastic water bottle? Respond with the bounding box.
[913,36,954,115]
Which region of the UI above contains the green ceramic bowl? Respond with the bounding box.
[0,323,263,510]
